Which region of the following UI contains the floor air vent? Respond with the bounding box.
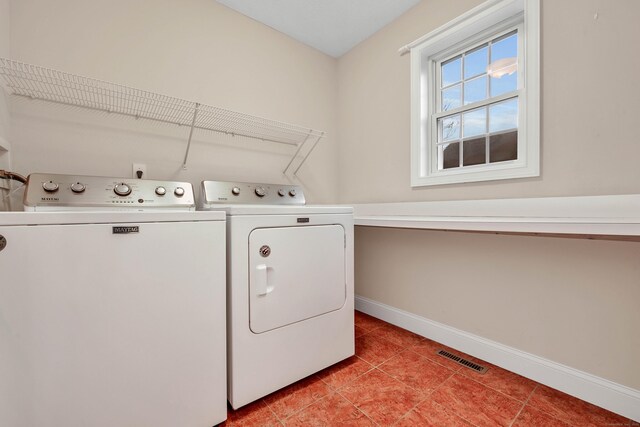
[437,349,488,374]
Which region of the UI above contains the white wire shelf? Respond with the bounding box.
[0,57,325,174]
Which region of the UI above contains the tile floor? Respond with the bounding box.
[220,311,637,426]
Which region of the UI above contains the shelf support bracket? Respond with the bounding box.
[293,132,324,175]
[283,131,312,175]
[182,103,200,170]
[284,130,325,176]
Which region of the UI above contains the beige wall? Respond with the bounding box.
[356,227,640,389]
[341,0,640,391]
[338,0,640,203]
[8,0,339,203]
[0,0,9,169]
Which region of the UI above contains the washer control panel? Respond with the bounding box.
[201,180,305,206]
[24,173,196,211]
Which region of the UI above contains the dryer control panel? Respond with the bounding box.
[24,173,196,211]
[201,180,305,206]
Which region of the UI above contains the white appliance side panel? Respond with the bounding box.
[249,225,346,334]
[0,221,227,427]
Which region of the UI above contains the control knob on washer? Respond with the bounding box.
[70,182,86,193]
[255,187,266,197]
[232,187,241,196]
[42,181,59,193]
[114,183,132,196]
[277,189,286,197]
[155,186,166,196]
[174,187,185,197]
[289,189,297,197]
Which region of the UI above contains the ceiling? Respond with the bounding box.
[216,0,421,58]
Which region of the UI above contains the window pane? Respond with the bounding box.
[464,45,488,79]
[491,72,517,97]
[489,98,518,133]
[464,76,487,105]
[491,32,517,62]
[490,130,518,163]
[439,142,460,169]
[463,107,486,138]
[440,114,460,142]
[442,84,461,111]
[489,32,518,96]
[442,57,461,87]
[463,137,486,166]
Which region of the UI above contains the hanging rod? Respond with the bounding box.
[0,58,326,174]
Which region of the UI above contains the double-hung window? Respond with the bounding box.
[409,0,540,186]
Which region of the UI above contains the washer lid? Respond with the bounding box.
[0,211,225,226]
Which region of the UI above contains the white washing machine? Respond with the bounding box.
[200,180,354,409]
[0,173,227,427]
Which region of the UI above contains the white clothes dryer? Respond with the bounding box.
[0,174,227,427]
[201,180,354,409]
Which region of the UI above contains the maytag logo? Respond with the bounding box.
[41,197,59,201]
[112,226,140,234]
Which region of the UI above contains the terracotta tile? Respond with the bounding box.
[354,311,387,332]
[512,405,572,427]
[527,385,631,427]
[460,358,537,402]
[378,350,454,392]
[355,331,404,366]
[396,398,474,427]
[284,393,375,426]
[263,375,331,420]
[368,322,424,348]
[316,356,373,390]
[410,338,467,371]
[223,400,281,426]
[338,369,424,425]
[354,325,367,338]
[430,374,522,426]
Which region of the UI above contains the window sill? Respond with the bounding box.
[412,159,538,187]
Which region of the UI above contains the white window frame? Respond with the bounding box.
[409,0,540,187]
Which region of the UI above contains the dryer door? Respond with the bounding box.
[249,224,346,334]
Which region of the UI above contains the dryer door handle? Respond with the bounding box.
[255,264,274,296]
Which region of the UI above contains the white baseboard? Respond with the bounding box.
[355,295,640,422]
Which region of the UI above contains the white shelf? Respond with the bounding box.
[0,58,325,174]
[354,194,640,239]
[355,215,640,238]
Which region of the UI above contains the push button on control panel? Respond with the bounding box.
[255,187,266,197]
[232,187,241,196]
[174,187,185,197]
[155,186,166,196]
